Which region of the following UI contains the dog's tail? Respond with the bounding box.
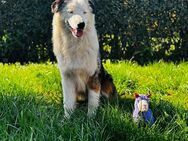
[99,63,118,100]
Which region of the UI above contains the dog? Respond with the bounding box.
[51,0,117,118]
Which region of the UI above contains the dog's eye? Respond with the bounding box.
[83,11,87,14]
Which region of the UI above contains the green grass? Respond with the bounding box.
[0,61,188,141]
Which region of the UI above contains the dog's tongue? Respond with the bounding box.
[76,30,83,37]
[72,29,83,38]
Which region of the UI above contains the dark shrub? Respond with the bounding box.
[0,0,187,64]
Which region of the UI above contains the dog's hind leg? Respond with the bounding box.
[87,73,101,118]
[100,64,118,100]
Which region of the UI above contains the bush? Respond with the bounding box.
[95,0,188,64]
[0,0,54,63]
[0,0,188,64]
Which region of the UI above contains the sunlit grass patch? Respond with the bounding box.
[0,61,187,140]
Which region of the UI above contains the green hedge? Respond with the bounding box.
[95,0,188,64]
[0,0,54,63]
[0,0,188,64]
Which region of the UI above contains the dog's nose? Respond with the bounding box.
[77,22,85,29]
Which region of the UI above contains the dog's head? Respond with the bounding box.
[134,93,151,112]
[51,0,95,38]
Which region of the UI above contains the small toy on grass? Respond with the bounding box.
[133,92,155,125]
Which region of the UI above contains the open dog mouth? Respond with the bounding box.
[71,28,84,38]
[67,22,84,38]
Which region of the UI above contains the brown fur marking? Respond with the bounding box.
[101,80,113,94]
[101,79,117,99]
[87,75,100,93]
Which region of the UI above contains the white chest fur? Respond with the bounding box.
[55,27,99,77]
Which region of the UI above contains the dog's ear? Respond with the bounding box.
[88,0,95,14]
[51,0,64,13]
[134,93,139,98]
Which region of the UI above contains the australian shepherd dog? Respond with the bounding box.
[51,0,117,118]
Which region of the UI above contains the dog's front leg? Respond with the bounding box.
[62,75,76,119]
[87,74,101,118]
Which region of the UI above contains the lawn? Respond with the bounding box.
[0,61,187,141]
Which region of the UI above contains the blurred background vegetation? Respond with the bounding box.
[0,0,187,64]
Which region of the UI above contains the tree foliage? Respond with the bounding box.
[0,0,188,64]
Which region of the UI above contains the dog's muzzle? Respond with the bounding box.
[66,21,85,38]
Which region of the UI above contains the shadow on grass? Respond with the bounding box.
[0,83,188,141]
[98,95,188,141]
